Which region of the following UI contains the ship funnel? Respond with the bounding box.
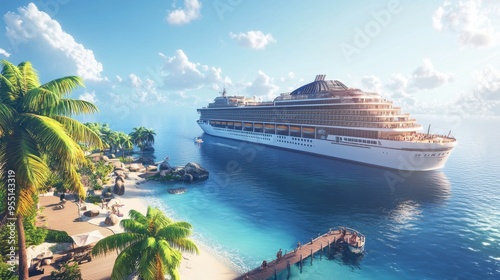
[314,74,326,81]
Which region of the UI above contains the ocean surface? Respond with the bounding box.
[109,113,500,279]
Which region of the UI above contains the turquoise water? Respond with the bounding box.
[109,114,500,279]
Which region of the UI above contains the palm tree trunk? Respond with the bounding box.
[16,215,28,280]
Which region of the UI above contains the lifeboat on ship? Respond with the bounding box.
[302,127,315,134]
[265,124,274,130]
[276,125,288,131]
[234,122,242,127]
[244,122,253,128]
[290,126,300,132]
[227,122,234,126]
[254,123,263,129]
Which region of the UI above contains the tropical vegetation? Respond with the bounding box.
[92,206,199,280]
[130,126,156,154]
[0,60,102,279]
[84,123,155,157]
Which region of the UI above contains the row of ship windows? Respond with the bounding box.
[342,138,378,145]
[276,139,313,147]
[276,135,314,143]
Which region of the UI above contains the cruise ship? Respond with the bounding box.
[196,75,456,171]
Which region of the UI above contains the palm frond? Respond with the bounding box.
[127,209,148,224]
[0,102,13,132]
[0,74,17,105]
[158,223,192,241]
[17,61,40,92]
[51,99,99,116]
[92,232,144,257]
[1,60,22,96]
[21,87,59,113]
[136,247,159,280]
[110,241,143,280]
[120,219,149,235]
[52,116,103,148]
[21,113,83,162]
[39,76,84,97]
[3,130,49,215]
[168,238,200,255]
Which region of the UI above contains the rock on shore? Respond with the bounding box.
[154,160,209,182]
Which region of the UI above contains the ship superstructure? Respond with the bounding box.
[197,75,456,171]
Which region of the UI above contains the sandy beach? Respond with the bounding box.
[85,170,239,279]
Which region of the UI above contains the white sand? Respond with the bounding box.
[84,171,238,279]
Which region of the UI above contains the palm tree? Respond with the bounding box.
[0,60,102,279]
[130,126,156,154]
[92,207,199,280]
[117,132,133,158]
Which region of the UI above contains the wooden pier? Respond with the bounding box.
[234,228,362,280]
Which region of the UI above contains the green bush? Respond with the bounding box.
[50,262,82,280]
[85,195,102,205]
[25,224,48,246]
[45,230,72,243]
[0,263,16,280]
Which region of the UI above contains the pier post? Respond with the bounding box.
[300,254,303,273]
[311,249,313,265]
[328,240,331,253]
[274,268,277,280]
[287,261,290,279]
[320,243,323,260]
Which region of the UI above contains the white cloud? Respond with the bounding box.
[79,91,97,104]
[0,48,10,57]
[453,66,500,116]
[245,71,279,100]
[159,49,231,90]
[3,3,103,80]
[229,31,276,50]
[433,0,499,47]
[409,59,452,90]
[360,75,383,93]
[166,0,202,25]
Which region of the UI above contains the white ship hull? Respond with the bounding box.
[198,123,456,171]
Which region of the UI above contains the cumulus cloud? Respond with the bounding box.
[159,49,231,90]
[360,75,383,93]
[3,3,103,80]
[409,59,452,90]
[433,0,499,47]
[78,91,98,104]
[448,66,500,115]
[245,71,279,100]
[229,31,276,50]
[166,0,202,25]
[0,48,10,57]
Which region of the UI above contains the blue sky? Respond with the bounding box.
[1,0,499,121]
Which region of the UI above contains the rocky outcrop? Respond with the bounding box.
[153,162,209,183]
[104,214,119,226]
[159,159,173,171]
[140,156,155,166]
[129,164,141,172]
[183,162,209,181]
[113,179,125,196]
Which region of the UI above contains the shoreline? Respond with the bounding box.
[93,170,239,279]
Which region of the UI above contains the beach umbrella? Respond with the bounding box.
[71,230,105,247]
